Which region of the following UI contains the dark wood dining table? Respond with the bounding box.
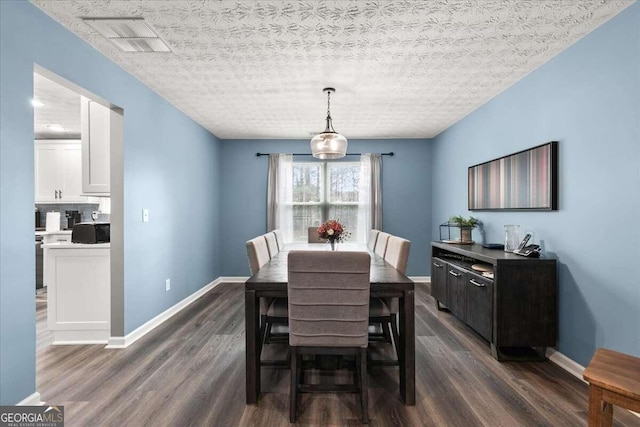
[244,243,415,405]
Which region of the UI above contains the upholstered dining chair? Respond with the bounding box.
[367,229,380,251]
[246,236,288,357]
[246,236,270,276]
[374,232,391,257]
[264,232,279,258]
[369,236,411,363]
[287,251,371,424]
[272,229,285,251]
[307,226,327,243]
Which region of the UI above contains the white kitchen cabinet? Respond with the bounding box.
[35,140,87,203]
[81,97,121,195]
[43,242,110,344]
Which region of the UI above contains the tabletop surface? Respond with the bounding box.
[245,243,413,287]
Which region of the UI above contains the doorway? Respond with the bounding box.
[32,66,124,352]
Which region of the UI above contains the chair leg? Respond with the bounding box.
[381,319,392,344]
[359,347,369,424]
[260,314,267,342]
[290,347,298,423]
[390,314,400,359]
[264,321,273,344]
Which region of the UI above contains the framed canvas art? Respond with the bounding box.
[468,141,558,211]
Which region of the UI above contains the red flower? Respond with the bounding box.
[317,219,351,242]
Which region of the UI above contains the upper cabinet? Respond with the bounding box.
[35,140,87,203]
[80,97,122,195]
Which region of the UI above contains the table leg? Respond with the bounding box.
[399,289,415,405]
[245,290,260,404]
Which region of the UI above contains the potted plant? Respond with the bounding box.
[448,215,480,243]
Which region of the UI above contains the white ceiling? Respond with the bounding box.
[31,0,632,140]
[33,73,81,139]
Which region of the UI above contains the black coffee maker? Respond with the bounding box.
[65,210,81,230]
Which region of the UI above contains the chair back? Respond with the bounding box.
[307,226,327,243]
[273,229,285,250]
[288,251,371,348]
[384,236,411,274]
[264,232,279,258]
[246,236,271,275]
[374,232,391,257]
[367,230,380,251]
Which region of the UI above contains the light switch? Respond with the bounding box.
[142,209,149,222]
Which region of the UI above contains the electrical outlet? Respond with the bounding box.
[165,278,170,291]
[142,209,149,222]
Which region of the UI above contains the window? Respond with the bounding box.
[291,162,362,242]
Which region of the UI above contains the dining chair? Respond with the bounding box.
[307,226,327,243]
[288,251,371,424]
[370,236,411,363]
[264,232,279,258]
[367,229,380,251]
[374,232,391,257]
[246,236,270,275]
[272,229,285,251]
[246,236,288,357]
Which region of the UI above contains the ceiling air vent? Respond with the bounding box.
[83,17,171,52]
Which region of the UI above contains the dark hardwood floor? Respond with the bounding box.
[36,282,640,426]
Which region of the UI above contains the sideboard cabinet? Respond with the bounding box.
[431,242,557,360]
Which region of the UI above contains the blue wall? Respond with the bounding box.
[219,139,432,277]
[432,3,640,365]
[0,2,221,404]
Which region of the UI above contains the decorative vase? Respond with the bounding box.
[330,240,336,251]
[460,227,473,243]
[504,225,520,252]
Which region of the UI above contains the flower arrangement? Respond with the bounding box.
[317,219,351,243]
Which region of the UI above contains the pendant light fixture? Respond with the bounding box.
[310,87,348,159]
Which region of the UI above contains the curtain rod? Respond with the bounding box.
[255,152,394,157]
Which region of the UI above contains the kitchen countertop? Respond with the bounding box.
[42,242,109,249]
[36,230,72,237]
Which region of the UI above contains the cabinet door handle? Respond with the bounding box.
[448,270,460,277]
[433,262,442,268]
[59,189,62,199]
[54,190,59,199]
[470,279,486,287]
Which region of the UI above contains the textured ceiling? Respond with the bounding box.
[31,0,632,139]
[34,73,81,139]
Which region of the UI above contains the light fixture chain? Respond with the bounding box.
[326,90,331,117]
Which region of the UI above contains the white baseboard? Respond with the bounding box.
[546,348,587,383]
[17,392,42,406]
[52,329,109,345]
[410,276,430,283]
[106,278,223,349]
[218,276,249,283]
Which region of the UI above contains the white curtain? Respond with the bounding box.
[267,154,294,243]
[359,153,382,245]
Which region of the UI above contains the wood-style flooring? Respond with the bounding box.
[36,283,640,426]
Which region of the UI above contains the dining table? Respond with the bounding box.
[244,243,415,405]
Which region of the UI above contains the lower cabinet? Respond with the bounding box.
[433,261,491,341]
[44,243,110,344]
[430,242,557,361]
[446,264,467,323]
[465,272,493,342]
[431,258,448,308]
